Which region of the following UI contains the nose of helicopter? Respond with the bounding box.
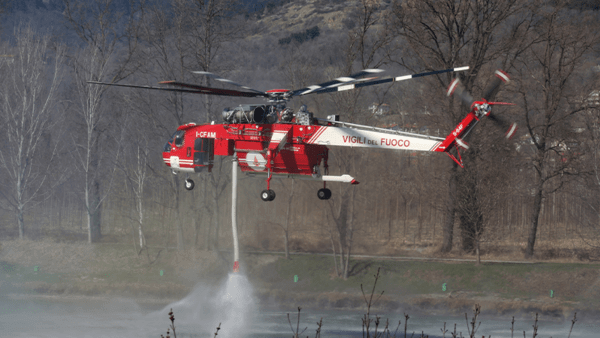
[162,132,175,167]
[162,150,171,168]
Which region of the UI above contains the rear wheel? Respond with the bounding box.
[261,189,276,201]
[317,188,331,200]
[184,179,195,191]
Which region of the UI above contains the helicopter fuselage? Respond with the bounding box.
[162,121,331,178]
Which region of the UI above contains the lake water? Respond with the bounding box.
[1,274,597,337]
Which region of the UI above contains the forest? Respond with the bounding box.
[1,0,599,279]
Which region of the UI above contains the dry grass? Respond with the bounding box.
[0,238,232,300]
[0,238,97,274]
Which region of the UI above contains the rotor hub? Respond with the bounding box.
[266,89,291,103]
[474,102,491,117]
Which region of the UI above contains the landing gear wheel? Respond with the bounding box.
[260,189,276,202]
[184,179,195,191]
[260,190,269,201]
[317,188,331,200]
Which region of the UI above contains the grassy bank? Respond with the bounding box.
[1,239,599,317]
[253,254,599,299]
[0,240,228,300]
[246,253,600,316]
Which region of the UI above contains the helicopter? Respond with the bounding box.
[89,67,516,202]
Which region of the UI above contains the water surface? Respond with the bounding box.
[1,275,596,337]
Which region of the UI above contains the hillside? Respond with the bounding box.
[1,0,368,42]
[252,0,364,35]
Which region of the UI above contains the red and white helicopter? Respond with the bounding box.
[90,67,516,201]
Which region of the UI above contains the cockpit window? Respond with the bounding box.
[163,130,185,152]
[174,130,185,147]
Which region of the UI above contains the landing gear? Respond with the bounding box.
[260,163,277,201]
[260,189,276,202]
[317,188,331,200]
[184,178,195,190]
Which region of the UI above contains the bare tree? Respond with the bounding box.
[69,44,124,243]
[186,0,243,251]
[138,0,193,127]
[137,0,195,251]
[571,86,600,249]
[64,0,145,243]
[0,25,65,239]
[186,0,242,82]
[134,0,242,251]
[326,176,358,279]
[389,0,528,252]
[512,0,600,258]
[322,0,390,279]
[115,104,152,253]
[455,133,516,262]
[130,142,150,251]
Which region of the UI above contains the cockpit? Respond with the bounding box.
[163,130,185,152]
[163,128,213,173]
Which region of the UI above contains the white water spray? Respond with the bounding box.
[158,273,257,338]
[213,273,257,337]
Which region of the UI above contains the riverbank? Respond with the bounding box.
[1,239,598,319]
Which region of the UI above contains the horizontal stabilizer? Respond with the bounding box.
[322,175,359,184]
[245,172,358,184]
[456,138,469,150]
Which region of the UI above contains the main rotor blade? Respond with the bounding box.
[192,71,265,94]
[306,66,470,96]
[483,70,510,102]
[88,80,268,98]
[158,81,268,97]
[289,68,385,96]
[87,81,183,92]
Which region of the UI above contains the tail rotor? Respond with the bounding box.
[436,69,517,167]
[447,69,517,140]
[483,70,510,102]
[484,70,517,139]
[447,78,475,110]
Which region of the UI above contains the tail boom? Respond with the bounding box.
[433,110,480,167]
